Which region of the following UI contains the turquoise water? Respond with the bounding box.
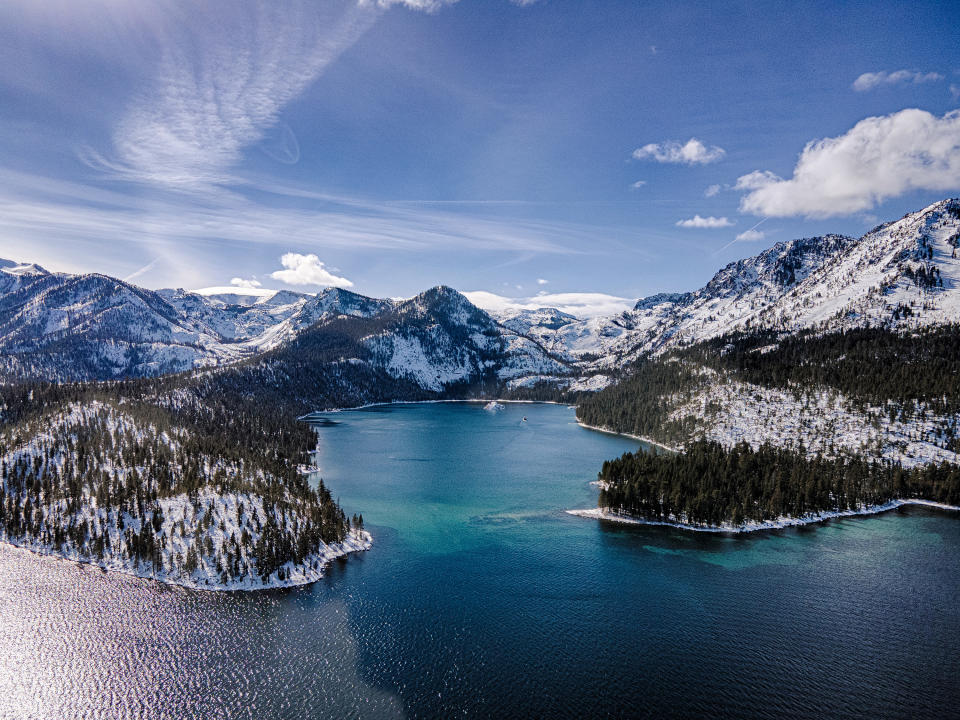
[0,401,957,719]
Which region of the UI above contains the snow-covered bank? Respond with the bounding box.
[567,499,960,534]
[576,422,679,453]
[0,529,372,592]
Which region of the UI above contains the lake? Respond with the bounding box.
[0,402,958,719]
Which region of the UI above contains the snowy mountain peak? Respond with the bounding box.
[523,197,960,378]
[496,307,580,334]
[0,260,49,277]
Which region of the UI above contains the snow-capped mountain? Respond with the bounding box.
[362,286,570,391]
[494,307,579,335]
[0,266,394,381]
[525,198,960,373]
[2,198,958,390]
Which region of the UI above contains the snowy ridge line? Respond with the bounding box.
[566,499,960,534]
[0,529,372,592]
[575,421,680,453]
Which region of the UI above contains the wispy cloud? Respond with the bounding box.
[852,69,943,92]
[464,290,634,319]
[82,1,379,191]
[676,215,733,228]
[366,0,459,10]
[633,138,725,165]
[270,252,353,287]
[0,169,609,288]
[631,180,647,189]
[704,184,721,197]
[737,108,960,217]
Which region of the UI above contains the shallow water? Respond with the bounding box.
[1,402,958,719]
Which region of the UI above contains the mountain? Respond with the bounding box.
[494,307,579,335]
[2,198,958,393]
[0,259,574,392]
[528,198,960,373]
[0,267,394,382]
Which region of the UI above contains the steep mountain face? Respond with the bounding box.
[527,198,960,373]
[0,262,572,394]
[0,269,228,381]
[363,287,570,391]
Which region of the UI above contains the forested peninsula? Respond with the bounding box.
[0,381,369,590]
[576,441,960,531]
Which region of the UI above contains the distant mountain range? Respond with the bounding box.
[2,198,958,393]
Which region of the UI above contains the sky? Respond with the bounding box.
[1,0,959,318]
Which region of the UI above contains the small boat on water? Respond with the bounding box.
[521,416,527,422]
[484,401,505,412]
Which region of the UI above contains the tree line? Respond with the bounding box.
[598,440,960,528]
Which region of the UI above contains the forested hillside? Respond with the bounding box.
[578,327,960,455]
[677,325,960,415]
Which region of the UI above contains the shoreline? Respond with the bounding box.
[299,397,569,419]
[567,499,960,534]
[575,421,680,453]
[0,530,373,593]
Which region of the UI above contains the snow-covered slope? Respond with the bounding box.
[494,307,579,335]
[530,198,960,373]
[361,286,570,391]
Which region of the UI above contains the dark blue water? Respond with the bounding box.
[0,402,957,719]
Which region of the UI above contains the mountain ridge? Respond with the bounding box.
[2,197,958,392]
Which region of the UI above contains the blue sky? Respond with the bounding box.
[1,0,959,316]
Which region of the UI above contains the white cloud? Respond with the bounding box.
[631,180,647,189]
[230,277,262,288]
[734,229,765,242]
[852,70,943,92]
[464,290,634,319]
[737,109,960,218]
[632,138,725,165]
[952,84,960,101]
[269,253,353,287]
[536,278,548,285]
[734,170,781,191]
[676,214,734,228]
[704,184,721,197]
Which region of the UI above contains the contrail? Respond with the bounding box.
[715,217,767,254]
[123,258,160,282]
